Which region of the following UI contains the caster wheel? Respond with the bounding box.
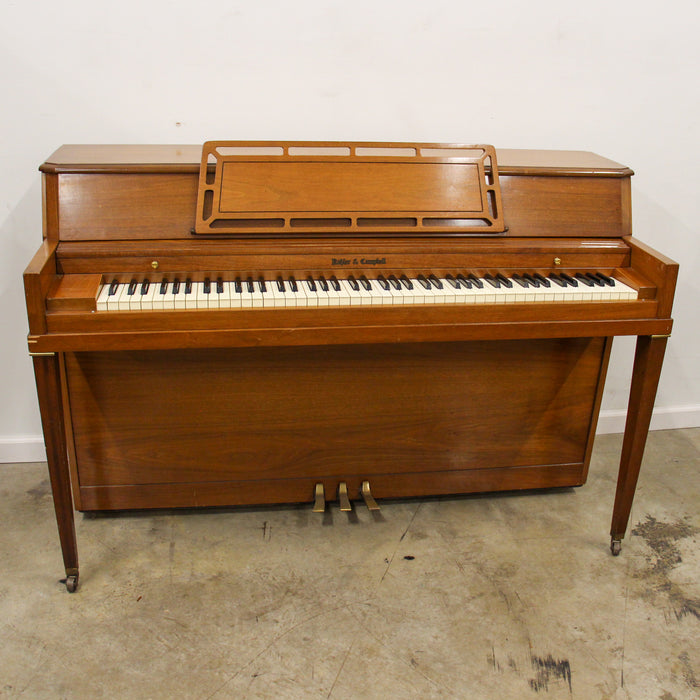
[610,539,622,556]
[65,575,79,593]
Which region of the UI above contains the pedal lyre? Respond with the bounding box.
[361,481,380,511]
[313,483,326,513]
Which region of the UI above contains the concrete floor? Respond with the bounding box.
[1,429,698,700]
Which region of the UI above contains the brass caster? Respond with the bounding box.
[610,539,622,556]
[64,574,79,593]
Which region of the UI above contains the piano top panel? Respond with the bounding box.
[38,144,634,241]
[40,144,634,177]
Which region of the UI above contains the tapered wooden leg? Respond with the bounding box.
[610,335,668,554]
[32,354,79,591]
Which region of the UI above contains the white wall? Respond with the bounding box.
[1,0,698,461]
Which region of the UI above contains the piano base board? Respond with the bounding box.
[62,338,609,512]
[76,464,587,511]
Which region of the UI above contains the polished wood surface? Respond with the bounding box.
[33,355,78,590]
[23,142,677,590]
[39,144,633,175]
[196,142,504,234]
[64,338,604,509]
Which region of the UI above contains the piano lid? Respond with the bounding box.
[39,144,633,177]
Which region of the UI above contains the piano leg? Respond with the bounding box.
[33,354,79,592]
[610,335,669,555]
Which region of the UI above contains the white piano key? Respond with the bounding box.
[194,282,210,309]
[96,284,112,311]
[267,279,287,307]
[117,284,134,310]
[285,279,305,307]
[184,281,198,309]
[153,281,173,311]
[140,281,157,310]
[172,281,187,309]
[301,279,319,307]
[312,278,330,306]
[612,279,638,300]
[216,281,231,308]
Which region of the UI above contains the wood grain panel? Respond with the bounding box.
[58,173,197,240]
[500,175,627,237]
[78,463,586,511]
[219,162,484,213]
[52,169,631,240]
[64,338,605,509]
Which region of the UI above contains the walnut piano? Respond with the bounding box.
[24,142,677,592]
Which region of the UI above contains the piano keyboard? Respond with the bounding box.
[96,272,638,311]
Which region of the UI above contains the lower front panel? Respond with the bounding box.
[63,338,608,510]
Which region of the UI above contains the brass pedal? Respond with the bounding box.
[313,483,326,513]
[338,482,352,512]
[361,480,380,511]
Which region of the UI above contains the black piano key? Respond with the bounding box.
[484,274,501,288]
[548,273,566,287]
[575,273,595,287]
[159,278,168,294]
[108,279,119,295]
[234,277,242,294]
[417,274,432,290]
[456,274,472,289]
[127,279,137,295]
[585,272,605,287]
[445,274,460,289]
[246,277,254,293]
[377,275,390,291]
[560,272,578,287]
[288,276,298,293]
[305,276,317,292]
[216,277,224,293]
[359,275,372,291]
[258,277,267,293]
[172,278,181,294]
[522,273,540,288]
[318,276,329,292]
[496,273,512,288]
[512,274,529,288]
[140,279,150,294]
[399,274,413,290]
[388,275,401,290]
[184,278,193,294]
[329,276,341,292]
[203,278,211,294]
[428,274,444,289]
[533,273,551,287]
[596,272,616,286]
[348,276,360,291]
[467,273,483,289]
[276,276,286,292]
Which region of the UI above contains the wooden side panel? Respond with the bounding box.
[64,338,607,510]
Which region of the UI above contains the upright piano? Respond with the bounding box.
[24,142,678,592]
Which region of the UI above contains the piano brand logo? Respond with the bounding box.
[332,257,387,266]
